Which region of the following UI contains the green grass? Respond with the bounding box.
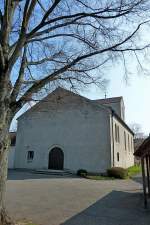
[80,165,141,181]
[127,165,141,178]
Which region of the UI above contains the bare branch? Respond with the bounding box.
[0,45,5,69]
[37,0,47,13]
[0,10,3,27]
[11,46,27,103]
[1,2,150,222]
[1,0,19,49]
[0,0,149,111]
[8,0,37,73]
[27,33,98,49]
[16,19,149,106]
[28,0,62,37]
[27,0,145,39]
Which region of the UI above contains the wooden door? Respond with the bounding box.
[48,147,64,170]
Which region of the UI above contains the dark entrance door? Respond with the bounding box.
[48,147,64,170]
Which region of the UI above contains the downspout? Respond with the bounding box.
[111,110,115,167]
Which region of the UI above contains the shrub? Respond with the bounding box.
[77,169,87,177]
[107,167,128,179]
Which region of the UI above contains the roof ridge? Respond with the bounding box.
[17,87,111,119]
[94,96,122,100]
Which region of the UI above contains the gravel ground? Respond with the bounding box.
[6,170,150,225]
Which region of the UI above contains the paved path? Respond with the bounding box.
[6,170,150,225]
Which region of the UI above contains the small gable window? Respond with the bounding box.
[27,151,34,162]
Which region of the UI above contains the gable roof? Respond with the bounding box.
[93,96,123,104]
[17,87,133,135]
[17,87,111,119]
[92,96,132,134]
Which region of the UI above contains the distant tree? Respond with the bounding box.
[0,1,150,224]
[129,123,145,139]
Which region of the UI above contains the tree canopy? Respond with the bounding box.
[0,0,150,114]
[1,1,150,224]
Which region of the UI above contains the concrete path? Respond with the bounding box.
[6,170,150,225]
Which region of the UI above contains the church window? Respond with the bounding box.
[115,124,120,143]
[115,124,117,142]
[117,152,119,162]
[27,151,34,161]
[118,126,120,142]
[128,134,130,151]
[124,131,126,150]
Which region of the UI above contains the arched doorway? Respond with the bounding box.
[48,147,64,170]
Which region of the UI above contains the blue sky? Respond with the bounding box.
[82,63,150,136]
[7,1,150,135]
[12,62,150,135]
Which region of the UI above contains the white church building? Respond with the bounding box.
[9,87,134,173]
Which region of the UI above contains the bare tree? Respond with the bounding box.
[0,0,150,224]
[130,123,145,139]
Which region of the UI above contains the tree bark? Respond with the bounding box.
[0,108,14,225]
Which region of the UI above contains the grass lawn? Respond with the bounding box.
[81,165,141,180]
[127,165,141,178]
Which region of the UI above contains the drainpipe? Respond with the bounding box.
[111,110,115,167]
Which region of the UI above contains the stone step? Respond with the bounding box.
[12,168,74,176]
[34,169,73,176]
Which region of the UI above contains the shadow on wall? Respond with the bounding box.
[60,191,150,225]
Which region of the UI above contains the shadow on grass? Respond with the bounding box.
[60,190,150,225]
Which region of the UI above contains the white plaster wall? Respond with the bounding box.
[104,99,125,121]
[14,89,112,173]
[112,117,134,168]
[8,146,15,169]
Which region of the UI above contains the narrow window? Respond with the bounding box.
[124,131,126,150]
[115,124,117,142]
[117,152,119,162]
[115,124,119,143]
[27,151,34,161]
[131,137,132,152]
[128,135,130,151]
[118,126,120,143]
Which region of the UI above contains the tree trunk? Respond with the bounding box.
[0,110,14,225]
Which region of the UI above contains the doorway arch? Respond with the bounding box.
[48,147,64,170]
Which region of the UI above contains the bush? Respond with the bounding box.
[77,169,87,177]
[107,167,128,179]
